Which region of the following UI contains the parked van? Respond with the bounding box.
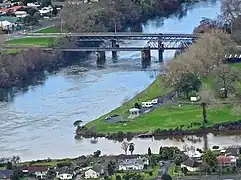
[141,102,153,108]
[151,98,158,104]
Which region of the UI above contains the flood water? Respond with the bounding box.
[1,0,237,161]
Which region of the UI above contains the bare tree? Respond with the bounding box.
[121,141,129,155]
[213,65,239,98]
[221,0,241,21]
[164,31,237,89]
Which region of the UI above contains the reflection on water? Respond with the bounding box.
[0,0,228,161]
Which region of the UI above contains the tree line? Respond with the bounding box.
[60,0,193,33]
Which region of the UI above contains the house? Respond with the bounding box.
[55,166,74,180]
[8,5,23,12]
[84,165,104,179]
[181,158,201,172]
[128,108,140,119]
[22,166,48,179]
[118,157,149,171]
[216,155,237,167]
[220,147,240,157]
[0,170,13,180]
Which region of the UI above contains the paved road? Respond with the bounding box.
[173,174,241,180]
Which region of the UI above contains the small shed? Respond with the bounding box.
[128,108,140,119]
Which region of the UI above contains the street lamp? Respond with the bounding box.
[61,20,64,33]
[114,19,117,34]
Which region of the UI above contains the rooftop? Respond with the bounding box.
[0,170,13,179]
[182,158,200,168]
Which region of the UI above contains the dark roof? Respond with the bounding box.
[92,165,103,173]
[0,170,13,179]
[182,158,200,168]
[24,166,48,173]
[224,147,240,156]
[55,167,73,174]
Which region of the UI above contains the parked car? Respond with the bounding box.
[141,102,153,108]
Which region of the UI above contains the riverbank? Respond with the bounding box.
[78,56,241,139]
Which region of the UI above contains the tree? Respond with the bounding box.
[159,146,163,155]
[6,162,12,170]
[93,150,101,157]
[161,174,172,180]
[148,147,152,156]
[52,6,58,16]
[199,89,216,125]
[232,105,241,120]
[221,0,241,21]
[174,72,201,98]
[121,141,129,155]
[41,0,51,7]
[116,175,122,180]
[128,143,135,155]
[164,31,237,89]
[203,149,217,168]
[213,65,239,98]
[107,161,115,176]
[73,120,83,127]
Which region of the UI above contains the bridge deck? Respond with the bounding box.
[2,46,183,51]
[17,32,198,39]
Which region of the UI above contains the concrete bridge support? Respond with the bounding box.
[111,40,118,60]
[96,51,106,67]
[141,48,151,69]
[158,41,164,62]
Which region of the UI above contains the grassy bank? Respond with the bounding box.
[85,63,241,134]
[37,26,58,33]
[6,37,58,47]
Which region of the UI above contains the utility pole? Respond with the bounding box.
[114,19,117,34]
[61,20,64,33]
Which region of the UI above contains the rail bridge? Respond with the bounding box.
[11,32,199,67]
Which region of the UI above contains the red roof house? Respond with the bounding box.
[216,155,237,167]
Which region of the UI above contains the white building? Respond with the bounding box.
[84,169,99,179]
[181,158,201,172]
[118,157,149,171]
[128,108,140,119]
[57,173,73,180]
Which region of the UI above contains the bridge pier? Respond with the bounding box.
[111,40,118,60]
[141,48,151,69]
[96,51,106,67]
[158,41,164,62]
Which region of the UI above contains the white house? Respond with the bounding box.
[57,173,73,180]
[118,157,149,171]
[84,169,99,179]
[181,158,201,172]
[128,108,140,119]
[84,165,104,179]
[55,166,74,180]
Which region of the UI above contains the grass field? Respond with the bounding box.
[37,26,58,33]
[6,37,58,47]
[86,62,241,133]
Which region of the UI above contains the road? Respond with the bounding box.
[175,174,241,180]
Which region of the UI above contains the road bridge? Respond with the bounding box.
[11,32,199,68]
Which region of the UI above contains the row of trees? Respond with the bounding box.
[59,0,189,32]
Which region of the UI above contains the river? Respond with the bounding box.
[2,0,238,162]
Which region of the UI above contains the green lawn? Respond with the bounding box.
[87,103,240,133]
[19,159,72,167]
[86,76,172,129]
[6,37,58,47]
[86,63,241,134]
[37,26,59,33]
[111,166,159,180]
[1,49,21,54]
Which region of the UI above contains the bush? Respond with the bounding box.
[56,161,72,168]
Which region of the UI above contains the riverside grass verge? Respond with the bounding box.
[6,37,58,47]
[85,63,241,134]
